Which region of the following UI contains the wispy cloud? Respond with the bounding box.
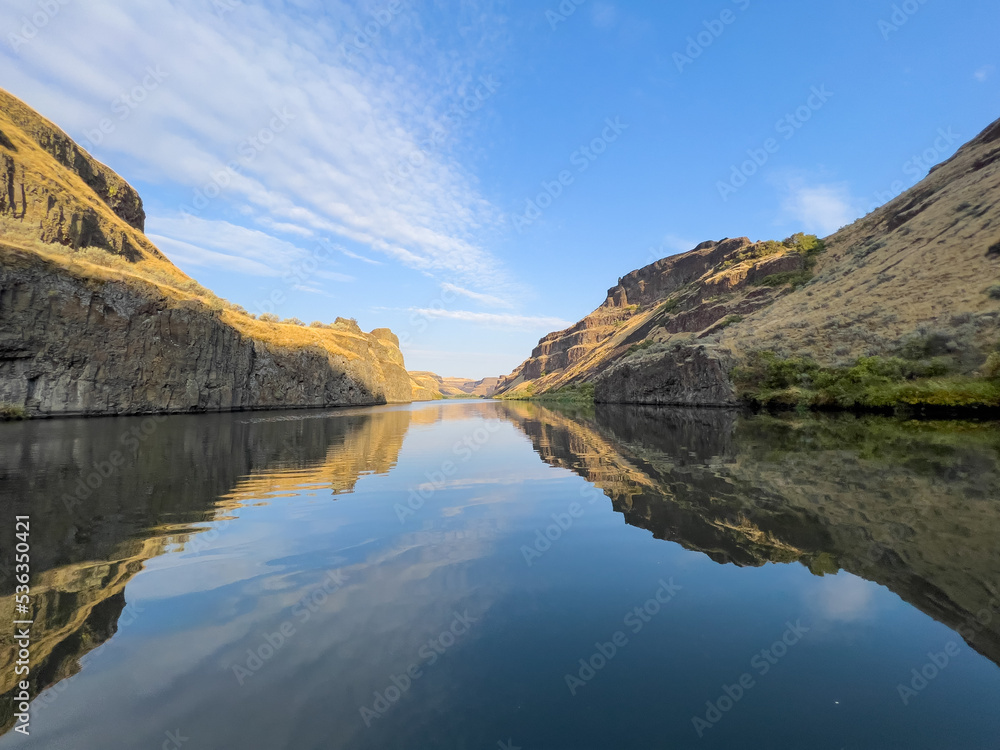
[974,65,995,83]
[779,181,858,236]
[0,0,512,288]
[147,215,318,276]
[591,3,618,28]
[147,234,279,277]
[410,308,571,330]
[338,247,383,265]
[441,282,513,309]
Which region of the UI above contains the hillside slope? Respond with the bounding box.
[0,88,412,416]
[496,116,1000,408]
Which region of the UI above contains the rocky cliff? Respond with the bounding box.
[496,115,1000,407]
[409,371,499,400]
[0,88,412,416]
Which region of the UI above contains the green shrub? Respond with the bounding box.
[626,340,654,356]
[784,233,825,257]
[897,331,952,360]
[987,241,1000,257]
[535,383,595,403]
[988,285,1000,300]
[757,271,811,288]
[734,352,995,411]
[659,298,681,315]
[719,315,745,329]
[982,352,1000,379]
[1,403,27,420]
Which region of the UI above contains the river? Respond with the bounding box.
[1,401,998,748]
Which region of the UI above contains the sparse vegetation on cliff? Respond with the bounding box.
[750,234,826,289]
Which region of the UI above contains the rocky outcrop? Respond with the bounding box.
[497,113,1000,404]
[0,88,413,416]
[594,345,737,406]
[0,89,153,259]
[495,236,794,397]
[0,249,412,415]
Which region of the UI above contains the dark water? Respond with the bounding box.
[1,401,999,749]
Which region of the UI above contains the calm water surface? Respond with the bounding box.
[1,400,999,749]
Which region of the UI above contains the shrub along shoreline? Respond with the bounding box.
[733,350,1000,416]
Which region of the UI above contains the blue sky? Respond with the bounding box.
[2,0,998,378]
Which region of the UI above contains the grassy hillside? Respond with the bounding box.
[496,116,1000,412]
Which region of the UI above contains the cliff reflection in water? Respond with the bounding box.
[0,405,418,734]
[501,402,1000,668]
[1,401,999,738]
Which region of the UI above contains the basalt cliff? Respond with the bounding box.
[495,116,1000,409]
[0,89,414,417]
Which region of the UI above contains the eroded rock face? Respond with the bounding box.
[494,237,792,397]
[0,253,412,416]
[0,89,151,259]
[594,345,738,406]
[0,88,414,416]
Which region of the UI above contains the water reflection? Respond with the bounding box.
[502,402,1000,666]
[0,401,998,747]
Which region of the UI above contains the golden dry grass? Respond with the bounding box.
[0,88,389,364]
[719,123,1000,363]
